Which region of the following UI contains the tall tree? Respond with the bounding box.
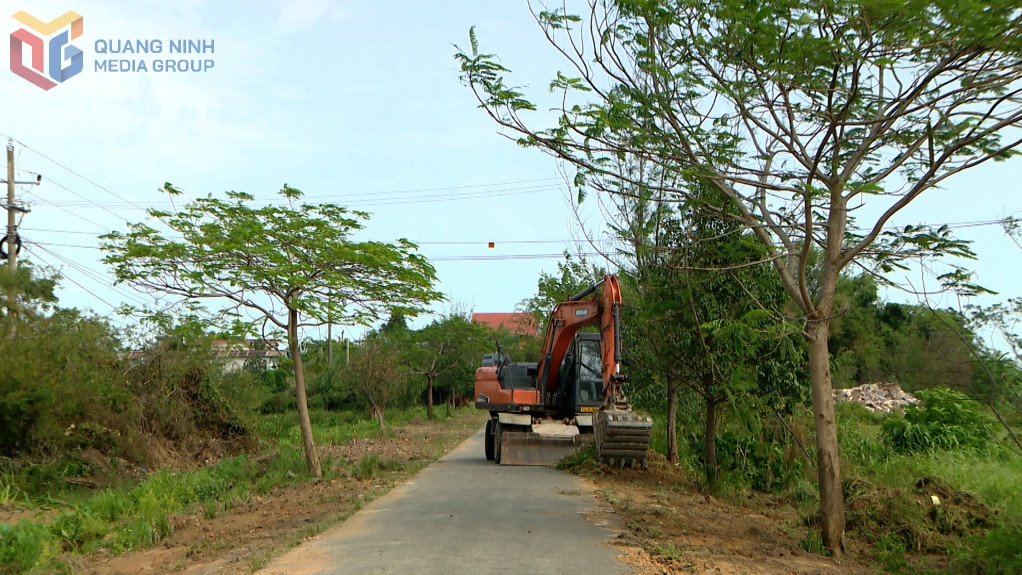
[456,0,1022,552]
[101,184,441,478]
[617,183,800,484]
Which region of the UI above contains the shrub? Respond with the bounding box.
[701,431,803,493]
[881,388,993,453]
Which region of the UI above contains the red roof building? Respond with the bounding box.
[471,312,538,336]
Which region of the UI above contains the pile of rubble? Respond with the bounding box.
[834,382,920,413]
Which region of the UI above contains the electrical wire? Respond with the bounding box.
[24,244,122,311]
[33,175,133,223]
[21,189,112,232]
[22,181,564,210]
[22,239,151,307]
[1,134,148,211]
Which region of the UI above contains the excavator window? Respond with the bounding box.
[576,339,603,403]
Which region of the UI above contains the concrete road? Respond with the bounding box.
[256,427,635,575]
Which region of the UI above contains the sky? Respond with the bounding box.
[3,1,1022,346]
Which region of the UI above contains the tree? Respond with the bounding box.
[101,184,441,478]
[403,312,492,419]
[456,0,1022,552]
[350,333,409,433]
[617,183,802,484]
[517,255,605,328]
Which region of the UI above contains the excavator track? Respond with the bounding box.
[594,408,652,469]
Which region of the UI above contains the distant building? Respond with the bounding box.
[471,313,538,337]
[127,338,285,373]
[211,339,286,373]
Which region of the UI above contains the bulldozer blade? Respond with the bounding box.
[499,432,593,466]
[594,409,653,469]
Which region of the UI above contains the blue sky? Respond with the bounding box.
[3,1,1022,345]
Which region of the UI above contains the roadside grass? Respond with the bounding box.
[617,400,1022,572]
[0,407,480,574]
[833,401,1022,572]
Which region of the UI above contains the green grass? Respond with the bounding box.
[0,407,474,573]
[870,452,1022,520]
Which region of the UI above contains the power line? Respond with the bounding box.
[24,181,564,210]
[25,244,122,310]
[1,134,147,211]
[23,239,151,306]
[36,175,133,223]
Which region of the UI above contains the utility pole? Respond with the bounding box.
[6,141,16,274]
[2,138,42,326]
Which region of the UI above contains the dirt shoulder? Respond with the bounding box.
[582,455,878,575]
[67,411,490,575]
[65,414,878,575]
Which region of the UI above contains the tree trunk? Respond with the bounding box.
[376,407,386,435]
[666,376,679,465]
[289,309,322,478]
[426,375,435,420]
[704,389,719,490]
[806,319,844,555]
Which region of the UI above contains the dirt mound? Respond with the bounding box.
[844,475,993,553]
[834,382,919,413]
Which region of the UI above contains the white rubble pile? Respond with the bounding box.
[833,382,920,413]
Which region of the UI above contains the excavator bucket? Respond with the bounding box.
[499,431,593,466]
[594,409,652,469]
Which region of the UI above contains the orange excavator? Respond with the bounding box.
[475,274,652,468]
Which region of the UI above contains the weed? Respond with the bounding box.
[0,520,57,572]
[555,445,596,470]
[873,532,911,574]
[651,541,685,560]
[800,531,825,555]
[0,474,25,506]
[352,454,403,480]
[86,488,132,522]
[628,520,664,538]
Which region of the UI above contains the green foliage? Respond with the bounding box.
[835,402,891,469]
[400,311,494,418]
[700,431,802,493]
[101,183,443,475]
[843,474,995,555]
[457,1,1022,550]
[0,521,56,573]
[517,255,605,330]
[881,388,994,454]
[828,274,981,392]
[555,445,597,470]
[959,524,1022,575]
[0,260,59,314]
[100,184,442,335]
[0,305,141,461]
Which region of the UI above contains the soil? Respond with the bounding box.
[31,412,885,575]
[583,454,878,575]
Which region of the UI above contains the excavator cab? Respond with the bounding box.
[554,333,604,415]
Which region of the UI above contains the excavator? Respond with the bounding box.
[475,274,652,468]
